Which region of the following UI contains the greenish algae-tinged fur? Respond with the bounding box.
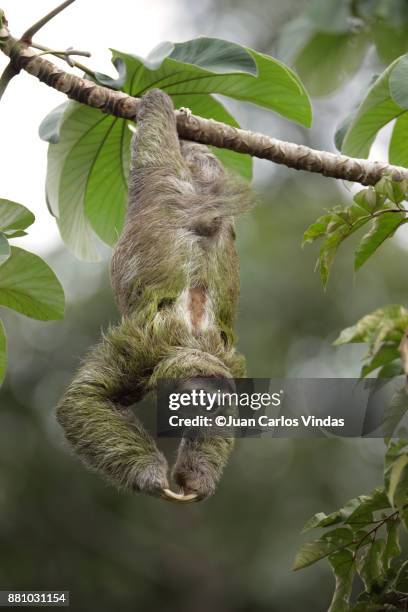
[57,89,255,499]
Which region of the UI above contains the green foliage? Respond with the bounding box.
[0,231,10,266]
[0,318,6,386]
[328,550,355,612]
[0,198,34,236]
[296,296,408,609]
[340,52,408,165]
[0,199,65,386]
[385,441,408,510]
[40,36,312,261]
[293,483,408,610]
[279,0,408,97]
[0,247,65,321]
[333,304,408,382]
[303,178,408,287]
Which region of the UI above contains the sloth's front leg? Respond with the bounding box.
[57,318,169,496]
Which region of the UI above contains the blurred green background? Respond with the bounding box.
[1,1,407,610]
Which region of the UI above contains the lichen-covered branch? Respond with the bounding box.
[1,18,408,185]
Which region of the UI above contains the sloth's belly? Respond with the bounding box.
[174,287,214,334]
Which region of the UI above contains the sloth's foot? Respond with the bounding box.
[172,448,217,500]
[131,453,169,497]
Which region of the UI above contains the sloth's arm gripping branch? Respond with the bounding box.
[1,13,408,185]
[56,319,169,494]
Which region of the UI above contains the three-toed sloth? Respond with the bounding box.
[57,89,255,501]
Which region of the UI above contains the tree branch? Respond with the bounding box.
[1,16,408,186]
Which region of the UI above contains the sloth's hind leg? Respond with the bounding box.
[150,350,235,499]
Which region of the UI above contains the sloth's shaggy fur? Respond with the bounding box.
[57,89,255,499]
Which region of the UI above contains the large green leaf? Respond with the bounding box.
[354,212,406,270]
[0,199,35,233]
[164,38,258,75]
[43,103,112,261]
[389,54,408,109]
[0,246,65,320]
[342,57,406,158]
[41,38,311,258]
[0,231,10,266]
[114,39,311,126]
[0,318,6,386]
[389,112,408,166]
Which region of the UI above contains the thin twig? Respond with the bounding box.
[30,42,94,77]
[20,0,76,44]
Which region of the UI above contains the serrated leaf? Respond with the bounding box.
[354,213,406,270]
[293,528,353,571]
[361,344,401,378]
[302,511,344,533]
[334,306,408,346]
[387,454,408,509]
[0,231,10,266]
[353,187,386,213]
[0,199,35,233]
[302,214,334,245]
[357,539,386,593]
[293,540,333,571]
[317,216,370,287]
[0,318,6,386]
[342,58,406,158]
[375,176,408,204]
[395,560,408,592]
[383,518,401,570]
[346,489,390,529]
[0,247,65,321]
[328,549,355,612]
